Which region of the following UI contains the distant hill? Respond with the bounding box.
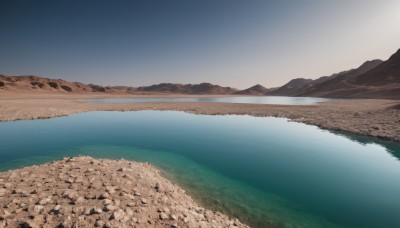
[0,75,112,93]
[0,75,237,95]
[268,59,383,97]
[135,83,237,94]
[234,84,270,95]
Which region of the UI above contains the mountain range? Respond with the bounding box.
[1,48,399,99]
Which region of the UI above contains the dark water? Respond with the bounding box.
[1,111,399,228]
[88,96,335,105]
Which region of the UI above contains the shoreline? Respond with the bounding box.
[0,94,399,142]
[0,156,248,227]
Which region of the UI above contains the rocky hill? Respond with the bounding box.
[234,84,270,95]
[136,83,237,95]
[0,75,112,94]
[268,59,383,97]
[0,75,237,95]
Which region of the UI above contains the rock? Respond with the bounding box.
[141,198,148,204]
[103,205,117,212]
[117,167,126,172]
[98,192,109,199]
[85,193,96,199]
[90,207,103,215]
[94,219,104,227]
[183,217,189,223]
[84,208,91,215]
[170,214,177,220]
[38,198,51,205]
[33,205,44,213]
[171,223,178,228]
[159,213,168,220]
[53,205,61,212]
[19,220,37,228]
[103,199,112,205]
[104,221,112,228]
[75,197,85,204]
[110,209,125,221]
[105,186,116,194]
[63,190,77,200]
[0,188,8,197]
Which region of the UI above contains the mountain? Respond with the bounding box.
[268,59,383,96]
[234,84,270,95]
[0,75,112,93]
[354,49,400,86]
[302,48,400,99]
[0,75,237,95]
[135,83,237,94]
[296,59,385,97]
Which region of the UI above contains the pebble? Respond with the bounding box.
[159,212,168,220]
[110,209,125,221]
[90,207,103,215]
[33,205,44,213]
[53,205,61,211]
[99,192,110,199]
[75,197,85,204]
[103,199,112,205]
[104,204,117,212]
[94,219,104,227]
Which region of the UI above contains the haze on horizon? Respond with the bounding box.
[1,0,399,89]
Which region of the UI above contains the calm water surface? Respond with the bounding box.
[88,96,335,105]
[1,111,399,228]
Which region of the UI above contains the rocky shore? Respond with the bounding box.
[0,156,248,228]
[0,94,399,142]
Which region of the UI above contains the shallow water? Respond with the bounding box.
[1,111,399,228]
[88,96,335,105]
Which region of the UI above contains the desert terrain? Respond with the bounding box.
[0,156,248,227]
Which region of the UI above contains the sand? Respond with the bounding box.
[0,156,248,228]
[0,93,399,142]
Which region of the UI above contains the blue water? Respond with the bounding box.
[1,111,399,228]
[88,96,335,105]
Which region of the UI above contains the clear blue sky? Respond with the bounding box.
[1,0,399,89]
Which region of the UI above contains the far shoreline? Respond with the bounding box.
[0,92,399,142]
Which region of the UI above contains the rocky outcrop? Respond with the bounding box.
[0,156,248,228]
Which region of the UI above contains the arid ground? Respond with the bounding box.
[0,156,248,227]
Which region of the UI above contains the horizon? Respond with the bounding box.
[1,0,400,89]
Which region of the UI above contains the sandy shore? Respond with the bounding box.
[0,93,399,142]
[0,156,248,228]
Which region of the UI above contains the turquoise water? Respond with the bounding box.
[88,96,335,105]
[1,111,399,228]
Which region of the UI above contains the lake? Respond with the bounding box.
[0,111,399,228]
[88,96,335,105]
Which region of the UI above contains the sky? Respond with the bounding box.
[0,0,400,89]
